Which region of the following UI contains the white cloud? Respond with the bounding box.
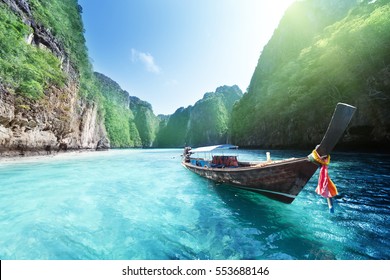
[131,48,161,74]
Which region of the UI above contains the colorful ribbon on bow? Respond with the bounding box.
[309,149,338,213]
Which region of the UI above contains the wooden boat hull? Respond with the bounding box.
[182,158,318,204]
[182,103,356,204]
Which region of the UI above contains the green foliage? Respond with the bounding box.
[133,107,159,147]
[231,0,390,148]
[28,0,96,100]
[129,96,160,147]
[187,95,229,146]
[156,86,243,147]
[28,0,86,72]
[94,73,140,147]
[0,3,65,99]
[102,99,141,147]
[94,72,160,148]
[155,107,191,147]
[1,0,160,149]
[17,80,43,99]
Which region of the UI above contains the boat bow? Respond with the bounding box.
[182,103,356,204]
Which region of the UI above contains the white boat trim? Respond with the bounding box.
[190,144,238,153]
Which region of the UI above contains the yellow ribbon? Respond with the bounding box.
[310,149,330,166]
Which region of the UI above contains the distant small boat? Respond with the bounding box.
[182,103,356,204]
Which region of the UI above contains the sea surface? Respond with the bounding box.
[0,149,389,260]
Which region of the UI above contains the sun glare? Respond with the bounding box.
[257,0,295,24]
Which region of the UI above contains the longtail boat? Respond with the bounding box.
[182,103,356,204]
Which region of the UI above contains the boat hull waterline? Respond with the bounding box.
[182,158,318,203]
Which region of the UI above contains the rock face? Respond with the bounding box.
[0,0,106,156]
[0,80,106,156]
[96,137,110,150]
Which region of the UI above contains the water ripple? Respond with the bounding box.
[0,149,389,259]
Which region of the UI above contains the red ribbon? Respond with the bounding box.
[314,156,338,198]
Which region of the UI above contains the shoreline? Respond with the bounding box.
[0,148,105,163]
[1,146,389,163]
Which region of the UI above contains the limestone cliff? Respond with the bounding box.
[156,85,243,147]
[231,0,390,150]
[0,0,106,156]
[94,72,159,148]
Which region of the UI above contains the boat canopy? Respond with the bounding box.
[190,144,238,153]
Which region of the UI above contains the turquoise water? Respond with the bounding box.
[0,149,389,260]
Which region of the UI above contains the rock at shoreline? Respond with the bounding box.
[96,137,110,150]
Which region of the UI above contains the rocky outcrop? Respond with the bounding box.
[0,0,107,156]
[0,82,106,156]
[96,137,110,150]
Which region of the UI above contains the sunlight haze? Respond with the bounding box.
[79,0,295,115]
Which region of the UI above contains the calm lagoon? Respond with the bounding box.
[0,149,389,260]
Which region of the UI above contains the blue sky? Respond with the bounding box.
[78,0,295,115]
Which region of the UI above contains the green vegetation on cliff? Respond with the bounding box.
[1,0,160,148]
[28,0,97,100]
[155,107,191,147]
[231,0,390,148]
[186,86,242,146]
[7,0,387,150]
[129,96,160,147]
[94,72,159,147]
[0,0,101,101]
[0,2,65,99]
[156,85,243,147]
[94,72,140,147]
